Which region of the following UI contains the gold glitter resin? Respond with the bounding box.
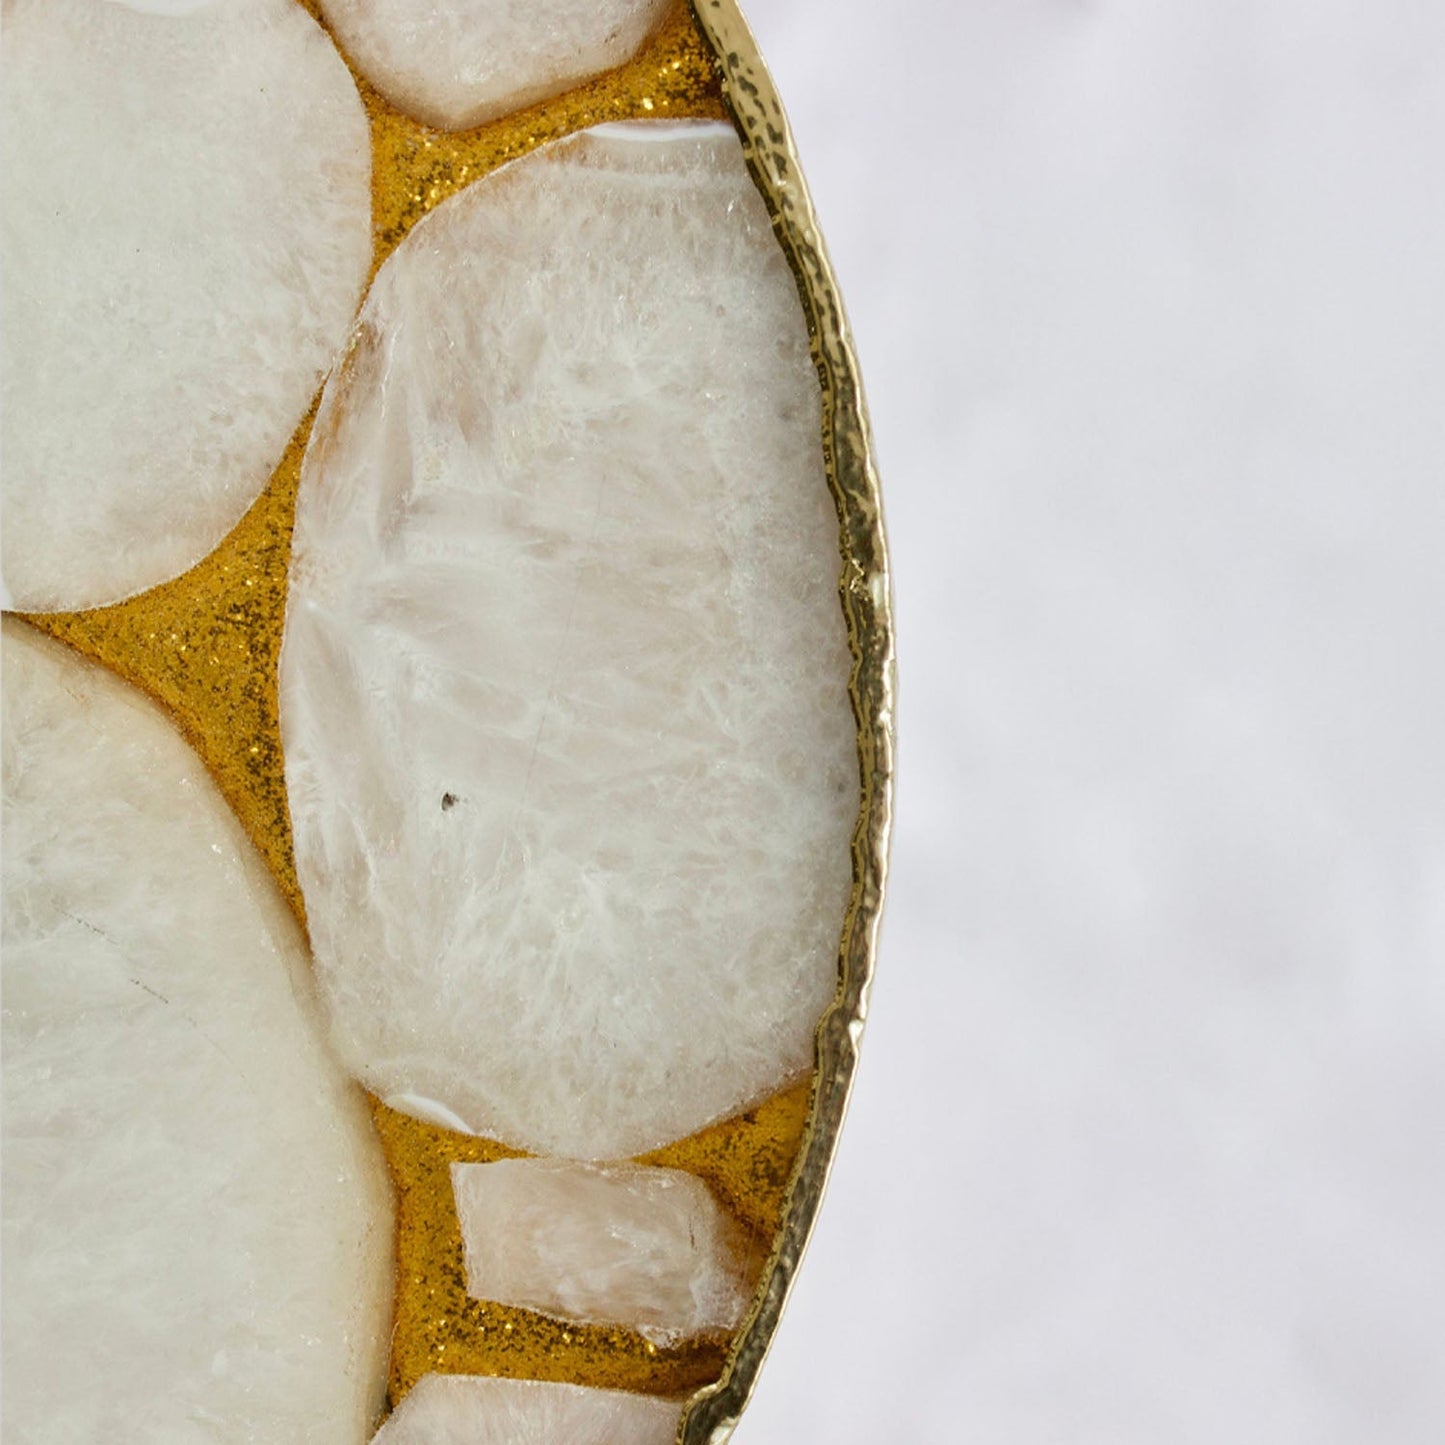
[10,2,893,1438]
[18,408,314,921]
[299,0,729,281]
[370,1082,810,1407]
[642,1076,812,1249]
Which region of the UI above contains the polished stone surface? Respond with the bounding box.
[0,0,370,612]
[371,1373,680,1445]
[281,123,857,1160]
[453,1158,747,1342]
[319,0,671,130]
[0,622,393,1442]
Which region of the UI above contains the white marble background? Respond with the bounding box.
[741,2,1445,1441]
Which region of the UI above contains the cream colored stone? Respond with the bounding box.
[370,1374,680,1445]
[0,0,371,612]
[319,0,671,131]
[281,124,858,1159]
[0,622,393,1442]
[452,1158,748,1342]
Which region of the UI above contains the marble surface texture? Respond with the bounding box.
[0,0,370,612]
[452,1158,748,1342]
[370,1374,681,1445]
[0,622,394,1443]
[281,123,857,1161]
[319,0,672,130]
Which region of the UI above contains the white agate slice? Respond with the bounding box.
[0,623,394,1442]
[371,1374,680,1445]
[452,1159,748,1341]
[281,124,857,1160]
[0,0,371,612]
[319,0,671,132]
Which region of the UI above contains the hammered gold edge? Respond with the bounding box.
[679,3,896,1441]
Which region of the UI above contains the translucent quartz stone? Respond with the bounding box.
[371,1374,680,1445]
[0,622,393,1441]
[0,0,370,611]
[281,123,857,1159]
[319,0,671,131]
[452,1158,748,1342]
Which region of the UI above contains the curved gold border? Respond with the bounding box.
[680,3,896,1440]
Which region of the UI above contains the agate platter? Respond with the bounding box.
[0,2,892,1439]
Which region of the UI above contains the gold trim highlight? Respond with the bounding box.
[373,1079,810,1407]
[678,4,895,1440]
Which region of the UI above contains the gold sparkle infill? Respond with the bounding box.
[307,0,730,282]
[374,1079,810,1404]
[11,0,894,1436]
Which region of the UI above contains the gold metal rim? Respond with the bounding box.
[680,3,896,1440]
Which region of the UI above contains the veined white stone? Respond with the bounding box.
[370,1374,680,1445]
[318,0,671,132]
[0,0,371,612]
[281,124,858,1159]
[452,1158,748,1342]
[0,623,394,1442]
